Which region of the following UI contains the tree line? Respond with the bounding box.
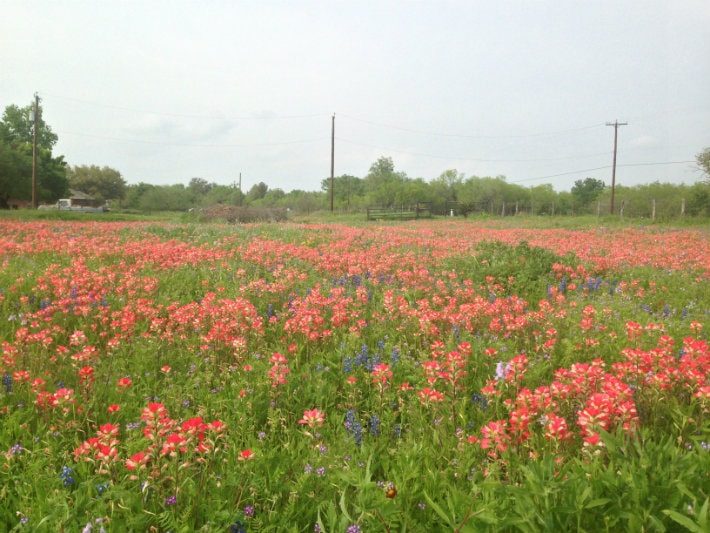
[2,100,709,217]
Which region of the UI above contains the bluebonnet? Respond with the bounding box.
[471,393,489,410]
[369,415,381,437]
[390,347,400,367]
[266,303,274,319]
[488,292,496,303]
[96,482,109,495]
[344,410,363,446]
[351,344,380,371]
[229,520,247,533]
[342,357,354,373]
[392,424,402,439]
[662,304,671,318]
[60,465,76,487]
[558,276,567,293]
[3,374,12,393]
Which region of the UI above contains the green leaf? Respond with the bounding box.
[424,491,454,529]
[662,510,704,532]
[586,498,611,509]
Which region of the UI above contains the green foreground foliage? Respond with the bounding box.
[0,218,708,532]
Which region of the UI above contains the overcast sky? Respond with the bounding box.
[2,1,709,191]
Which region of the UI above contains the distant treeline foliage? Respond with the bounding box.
[124,157,709,217]
[2,98,709,217]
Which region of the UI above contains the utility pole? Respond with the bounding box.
[330,113,335,213]
[31,93,40,209]
[238,172,242,192]
[606,120,627,215]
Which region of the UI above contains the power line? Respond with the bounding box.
[42,93,329,121]
[58,130,329,148]
[509,160,695,184]
[339,113,606,139]
[336,137,612,163]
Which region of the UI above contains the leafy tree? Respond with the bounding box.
[320,175,365,210]
[0,103,58,149]
[571,178,605,211]
[201,184,244,206]
[0,101,67,205]
[364,156,408,206]
[246,182,269,202]
[188,177,213,197]
[138,184,192,212]
[529,184,557,215]
[697,147,710,182]
[0,141,30,207]
[67,165,127,201]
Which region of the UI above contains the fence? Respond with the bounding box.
[366,202,432,221]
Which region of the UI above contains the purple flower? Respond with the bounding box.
[243,505,255,518]
[165,495,177,506]
[346,525,361,533]
[316,466,326,477]
[495,361,506,380]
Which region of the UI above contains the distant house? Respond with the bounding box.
[67,189,105,208]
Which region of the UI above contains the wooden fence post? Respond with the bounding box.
[597,201,601,218]
[652,199,656,221]
[681,198,685,217]
[620,200,625,219]
[501,202,506,217]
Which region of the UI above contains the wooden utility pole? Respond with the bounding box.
[606,120,627,215]
[330,114,335,212]
[31,93,39,209]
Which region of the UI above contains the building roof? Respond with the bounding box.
[68,189,95,200]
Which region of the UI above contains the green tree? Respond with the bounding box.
[529,184,558,215]
[364,157,408,206]
[188,177,213,197]
[0,101,67,205]
[571,177,605,211]
[0,103,58,149]
[0,141,30,207]
[138,184,192,212]
[246,182,268,202]
[320,174,365,210]
[697,147,710,182]
[67,165,127,201]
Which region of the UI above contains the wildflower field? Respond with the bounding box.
[0,219,708,532]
